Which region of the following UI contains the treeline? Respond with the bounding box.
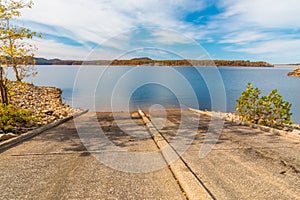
[213,60,273,67]
[34,58,274,67]
[111,59,273,67]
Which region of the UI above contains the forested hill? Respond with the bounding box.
[34,57,274,67]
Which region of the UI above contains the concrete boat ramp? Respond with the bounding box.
[1,110,300,199]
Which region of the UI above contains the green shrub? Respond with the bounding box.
[235,83,262,123]
[236,83,292,127]
[0,103,35,133]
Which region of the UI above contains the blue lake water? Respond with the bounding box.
[20,66,300,123]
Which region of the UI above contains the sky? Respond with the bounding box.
[17,0,300,64]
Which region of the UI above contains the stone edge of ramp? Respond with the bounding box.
[188,108,300,140]
[0,109,89,153]
[138,109,214,200]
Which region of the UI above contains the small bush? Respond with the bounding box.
[236,83,292,127]
[0,103,35,133]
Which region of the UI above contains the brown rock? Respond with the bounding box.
[0,81,82,137]
[287,68,300,77]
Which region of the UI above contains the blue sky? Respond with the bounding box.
[19,0,300,64]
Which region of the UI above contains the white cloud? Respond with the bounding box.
[21,0,133,44]
[150,30,193,45]
[229,39,300,54]
[218,0,300,29]
[208,0,300,63]
[32,39,90,60]
[33,38,130,60]
[21,0,207,44]
[225,39,300,63]
[17,0,300,63]
[220,31,273,45]
[18,0,211,59]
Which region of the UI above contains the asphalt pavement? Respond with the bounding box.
[1,110,300,199]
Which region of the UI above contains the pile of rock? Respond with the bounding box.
[0,82,81,140]
[10,82,82,124]
[287,68,300,77]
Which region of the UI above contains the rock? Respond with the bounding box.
[287,68,300,77]
[43,110,54,115]
[282,127,290,131]
[131,112,140,119]
[0,133,17,141]
[292,129,300,135]
[0,81,82,139]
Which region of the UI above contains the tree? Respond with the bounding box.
[0,0,41,82]
[0,0,40,104]
[236,83,293,127]
[0,66,8,104]
[236,83,262,123]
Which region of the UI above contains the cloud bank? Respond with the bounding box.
[17,0,300,63]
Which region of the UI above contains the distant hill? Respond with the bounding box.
[34,57,61,65]
[110,59,273,67]
[130,57,152,61]
[33,57,274,67]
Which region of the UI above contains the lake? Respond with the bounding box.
[19,66,300,123]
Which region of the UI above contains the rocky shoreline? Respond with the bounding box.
[0,82,81,141]
[189,109,300,133]
[287,68,300,77]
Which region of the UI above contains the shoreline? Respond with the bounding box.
[34,64,276,68]
[274,64,299,68]
[0,82,82,141]
[33,58,274,67]
[188,108,300,134]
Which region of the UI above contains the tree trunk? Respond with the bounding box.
[0,66,8,105]
[13,65,21,82]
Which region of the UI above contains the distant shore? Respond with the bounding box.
[274,64,300,68]
[34,57,274,67]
